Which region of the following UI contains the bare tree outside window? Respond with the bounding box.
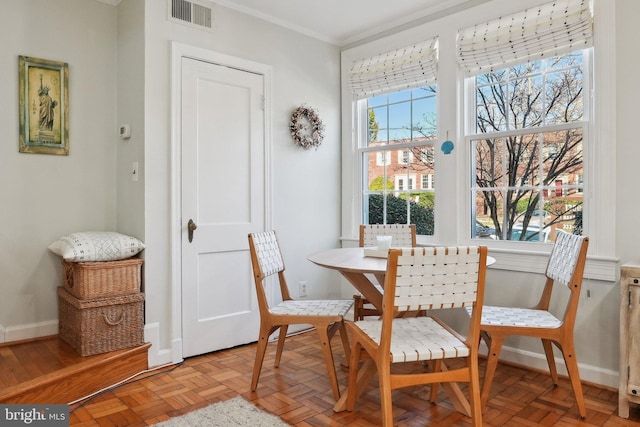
[471,52,585,242]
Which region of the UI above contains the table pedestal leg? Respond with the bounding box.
[333,360,377,412]
[341,272,383,311]
[437,362,471,417]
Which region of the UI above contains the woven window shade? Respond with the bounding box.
[456,0,593,76]
[348,37,438,100]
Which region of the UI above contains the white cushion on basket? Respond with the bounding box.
[49,231,145,262]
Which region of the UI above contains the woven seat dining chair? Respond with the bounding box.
[469,230,589,418]
[353,224,417,321]
[247,231,353,401]
[346,246,488,427]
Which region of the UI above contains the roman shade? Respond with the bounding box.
[348,37,438,100]
[456,0,593,76]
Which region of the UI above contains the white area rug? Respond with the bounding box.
[153,397,288,426]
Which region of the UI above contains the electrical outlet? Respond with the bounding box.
[299,281,308,298]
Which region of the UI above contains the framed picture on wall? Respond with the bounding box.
[18,56,69,155]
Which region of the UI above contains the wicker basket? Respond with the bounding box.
[57,287,144,356]
[62,258,142,299]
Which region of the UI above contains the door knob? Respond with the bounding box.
[188,219,197,243]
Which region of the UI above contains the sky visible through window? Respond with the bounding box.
[367,87,436,144]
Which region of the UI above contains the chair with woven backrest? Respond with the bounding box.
[353,224,417,320]
[471,230,589,418]
[359,224,417,248]
[247,231,353,401]
[346,245,488,426]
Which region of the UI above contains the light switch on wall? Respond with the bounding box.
[131,162,139,182]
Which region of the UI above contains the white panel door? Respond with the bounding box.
[181,56,264,357]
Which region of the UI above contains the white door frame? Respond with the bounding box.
[169,42,272,362]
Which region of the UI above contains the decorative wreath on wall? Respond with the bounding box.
[289,105,325,150]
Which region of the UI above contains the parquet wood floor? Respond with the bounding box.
[0,336,149,404]
[57,330,640,425]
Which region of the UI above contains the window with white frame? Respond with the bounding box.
[468,53,588,242]
[458,0,592,244]
[421,174,434,190]
[577,174,583,193]
[348,37,438,235]
[398,149,412,164]
[361,88,436,235]
[395,174,416,191]
[342,0,615,280]
[376,151,390,166]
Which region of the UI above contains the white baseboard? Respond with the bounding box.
[489,343,619,389]
[144,322,182,368]
[2,320,58,343]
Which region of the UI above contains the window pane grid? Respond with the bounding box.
[475,56,584,134]
[470,52,585,242]
[361,86,436,235]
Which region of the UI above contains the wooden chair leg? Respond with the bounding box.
[317,325,341,401]
[378,362,394,427]
[252,324,277,391]
[481,333,505,407]
[429,360,442,402]
[541,338,559,385]
[560,340,587,418]
[274,325,288,368]
[468,354,483,426]
[338,321,351,364]
[353,295,364,321]
[346,342,363,411]
[353,294,384,320]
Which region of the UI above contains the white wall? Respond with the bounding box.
[616,1,640,266]
[141,0,342,357]
[116,0,146,242]
[0,0,341,360]
[0,0,118,341]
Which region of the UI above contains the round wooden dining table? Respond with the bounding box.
[308,247,387,311]
[308,246,495,313]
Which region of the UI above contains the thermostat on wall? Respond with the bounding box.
[119,124,131,139]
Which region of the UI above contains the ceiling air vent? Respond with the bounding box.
[169,0,213,31]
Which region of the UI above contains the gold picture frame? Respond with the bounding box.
[18,56,69,155]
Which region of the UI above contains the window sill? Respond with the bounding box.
[486,247,618,283]
[342,236,618,282]
[415,236,617,282]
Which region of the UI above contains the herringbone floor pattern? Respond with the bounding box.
[67,329,640,426]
